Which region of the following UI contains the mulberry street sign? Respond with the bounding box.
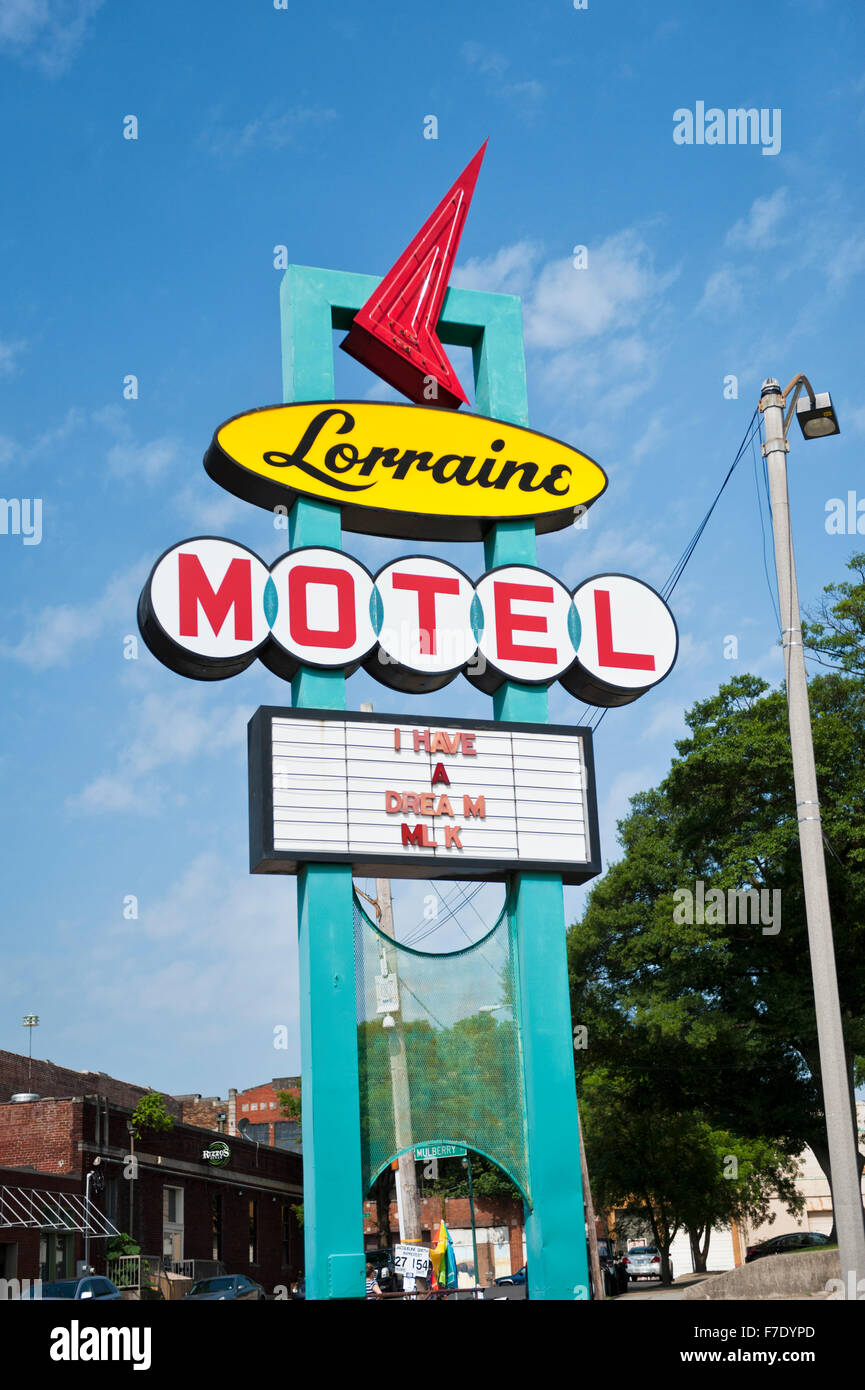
[248,708,600,884]
[414,1144,466,1161]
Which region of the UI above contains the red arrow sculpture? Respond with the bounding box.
[340,141,487,410]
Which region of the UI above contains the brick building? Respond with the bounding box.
[178,1077,301,1154]
[363,1191,525,1282]
[0,1048,181,1118]
[0,1093,303,1293]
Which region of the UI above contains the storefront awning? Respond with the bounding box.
[0,1185,120,1237]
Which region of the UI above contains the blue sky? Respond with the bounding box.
[1,0,863,1097]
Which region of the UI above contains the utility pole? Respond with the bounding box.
[376,875,423,1245]
[761,376,865,1294]
[359,700,423,1248]
[578,1106,605,1299]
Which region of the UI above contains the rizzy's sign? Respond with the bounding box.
[137,540,678,707]
[203,401,607,540]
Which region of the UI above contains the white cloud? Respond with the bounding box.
[93,405,182,482]
[459,41,509,79]
[67,689,249,815]
[0,0,104,76]
[826,233,865,290]
[697,265,745,316]
[1,560,147,669]
[0,336,27,376]
[0,434,16,466]
[203,104,337,158]
[458,41,545,117]
[58,853,301,1070]
[726,188,789,250]
[524,230,676,349]
[452,240,540,297]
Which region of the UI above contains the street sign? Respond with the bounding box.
[414,1143,466,1160]
[393,1243,431,1278]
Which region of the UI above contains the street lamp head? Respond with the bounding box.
[796,390,840,440]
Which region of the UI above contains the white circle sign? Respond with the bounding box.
[471,564,577,692]
[563,573,678,706]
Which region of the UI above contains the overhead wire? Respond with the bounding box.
[571,406,764,735]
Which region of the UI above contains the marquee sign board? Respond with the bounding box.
[138,540,678,707]
[248,708,601,885]
[202,401,608,541]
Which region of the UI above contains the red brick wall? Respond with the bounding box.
[363,1191,525,1277]
[0,1099,81,1173]
[234,1080,299,1147]
[178,1097,228,1131]
[0,1050,180,1117]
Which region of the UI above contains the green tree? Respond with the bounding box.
[570,659,865,1239]
[679,1130,803,1272]
[803,551,865,674]
[277,1086,303,1229]
[129,1092,173,1140]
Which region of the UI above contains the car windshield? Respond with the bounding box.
[190,1277,235,1294]
[26,1280,79,1298]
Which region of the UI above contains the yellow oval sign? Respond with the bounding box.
[204,401,607,540]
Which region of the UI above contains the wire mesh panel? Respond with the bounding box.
[353,893,530,1201]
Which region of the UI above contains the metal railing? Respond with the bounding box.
[106,1254,162,1290]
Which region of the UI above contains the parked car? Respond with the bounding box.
[494,1264,527,1285]
[22,1276,122,1301]
[183,1274,266,1300]
[596,1240,629,1295]
[745,1231,830,1263]
[622,1246,671,1281]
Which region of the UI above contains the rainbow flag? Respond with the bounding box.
[429,1218,458,1290]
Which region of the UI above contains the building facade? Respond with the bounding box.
[0,1093,303,1293]
[179,1077,301,1154]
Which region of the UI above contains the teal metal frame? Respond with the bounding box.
[281,264,590,1301]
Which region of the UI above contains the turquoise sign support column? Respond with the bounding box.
[282,268,365,1300]
[475,301,591,1302]
[280,264,590,1302]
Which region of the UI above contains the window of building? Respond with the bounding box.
[211,1192,223,1263]
[39,1233,73,1282]
[242,1104,249,1112]
[273,1120,302,1153]
[162,1186,184,1264]
[270,1102,276,1110]
[104,1177,118,1225]
[251,1103,258,1112]
[249,1200,258,1264]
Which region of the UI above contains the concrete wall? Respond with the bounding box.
[683,1248,840,1300]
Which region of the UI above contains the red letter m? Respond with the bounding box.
[178,554,253,640]
[401,823,425,846]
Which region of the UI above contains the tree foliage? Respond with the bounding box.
[129,1091,174,1140]
[570,554,865,1269]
